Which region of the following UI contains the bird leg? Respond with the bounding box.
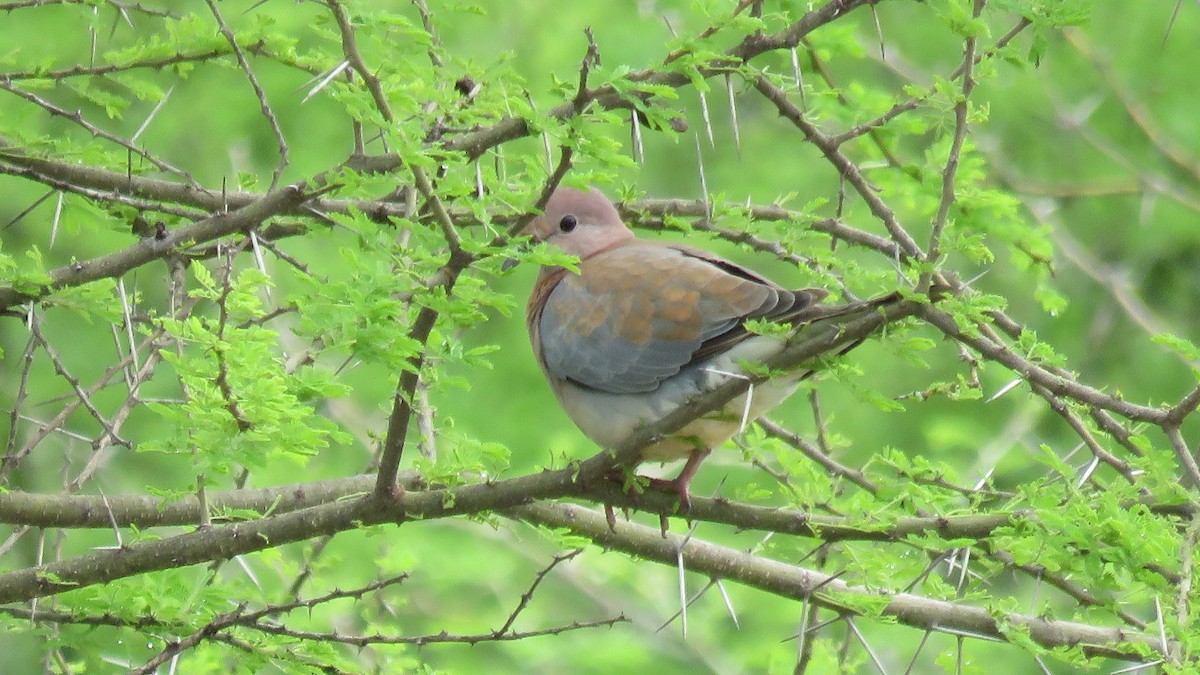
[646,448,711,511]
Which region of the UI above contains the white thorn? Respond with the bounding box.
[725,74,741,158]
[132,85,173,143]
[716,579,739,628]
[699,90,715,148]
[116,277,140,377]
[676,547,688,638]
[248,230,272,306]
[631,107,645,163]
[694,132,710,218]
[302,60,351,104]
[50,191,63,249]
[985,378,1023,403]
[1076,455,1100,487]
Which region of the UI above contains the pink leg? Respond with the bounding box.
[647,448,711,510]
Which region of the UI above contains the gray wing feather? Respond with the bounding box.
[537,244,820,395]
[539,280,703,394]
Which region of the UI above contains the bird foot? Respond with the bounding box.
[601,468,678,534]
[603,467,693,509]
[635,475,695,537]
[644,476,694,511]
[602,453,708,535]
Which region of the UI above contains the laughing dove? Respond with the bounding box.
[524,186,842,507]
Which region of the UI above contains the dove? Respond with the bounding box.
[524,186,834,510]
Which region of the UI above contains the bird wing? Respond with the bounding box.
[534,241,826,394]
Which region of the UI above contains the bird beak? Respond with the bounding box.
[501,237,536,272]
[501,218,547,271]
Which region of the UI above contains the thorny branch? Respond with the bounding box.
[924,0,985,275]
[205,0,289,190]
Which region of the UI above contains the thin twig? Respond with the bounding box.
[205,0,288,189]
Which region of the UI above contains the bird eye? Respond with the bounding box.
[558,214,578,233]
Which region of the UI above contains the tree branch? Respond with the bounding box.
[0,185,308,310]
[508,502,1162,662]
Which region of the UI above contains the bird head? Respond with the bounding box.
[525,187,635,261]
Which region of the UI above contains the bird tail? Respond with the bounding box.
[786,290,903,325]
[786,290,905,379]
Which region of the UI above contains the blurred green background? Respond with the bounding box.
[2,0,1198,672]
